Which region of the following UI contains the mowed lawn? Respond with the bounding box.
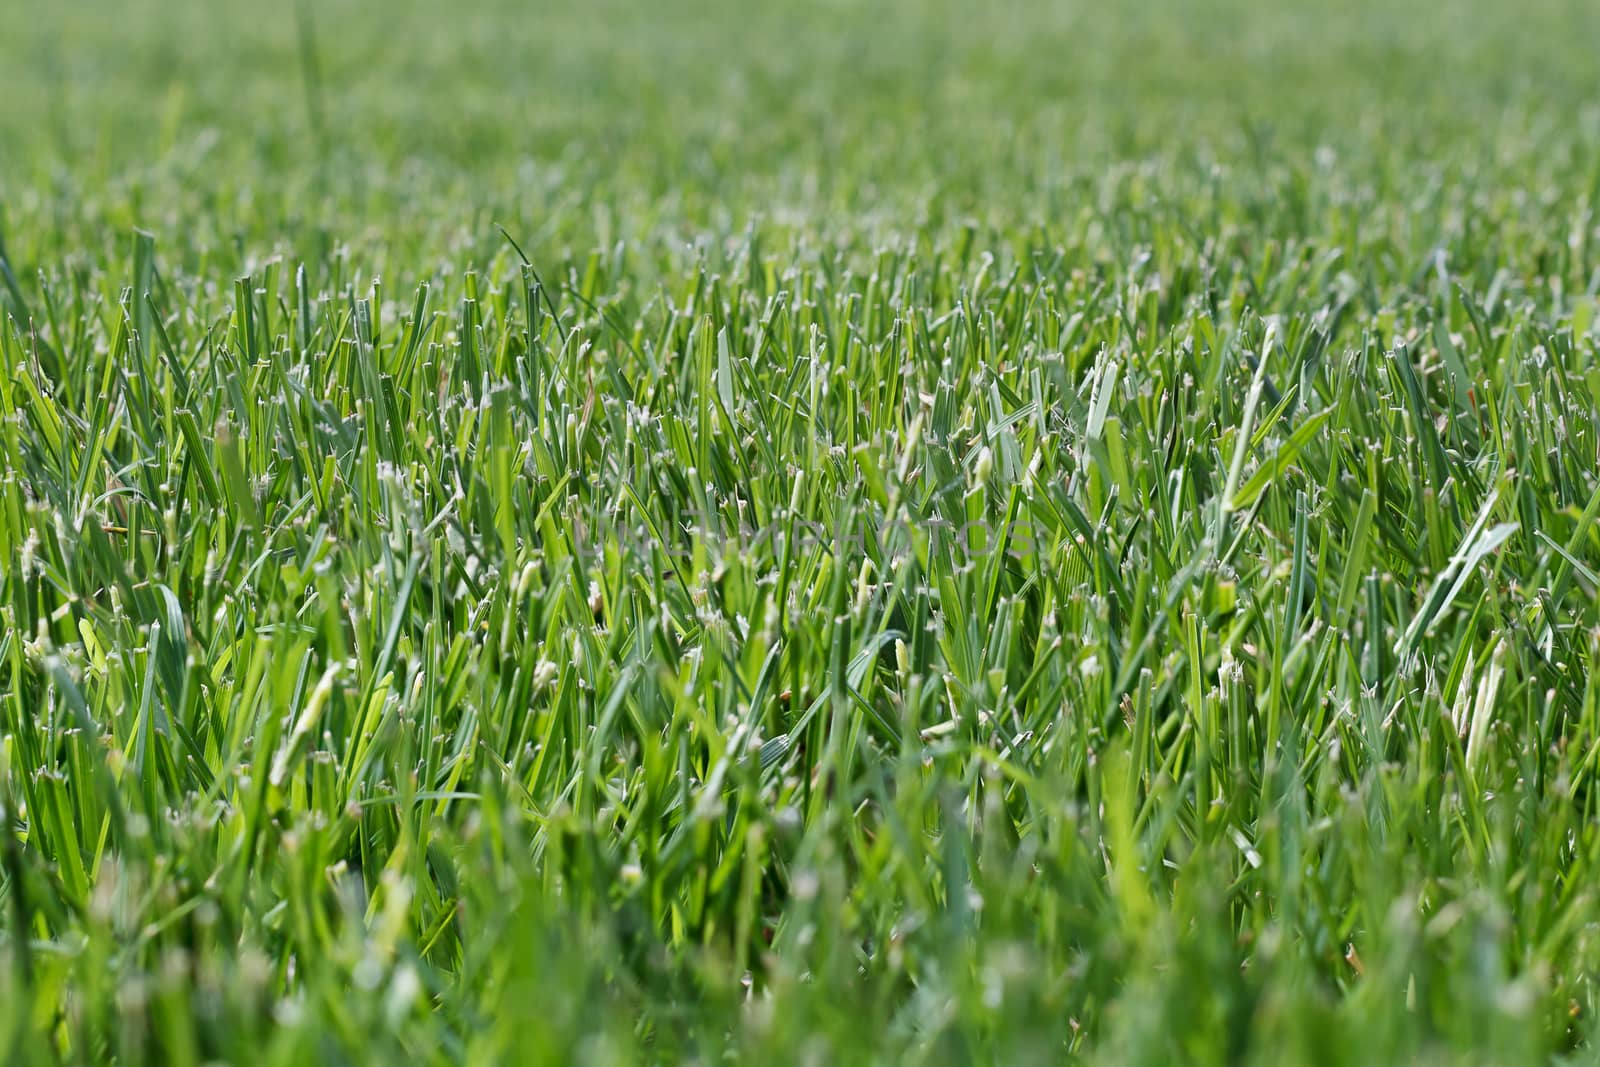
[3,0,1600,1062]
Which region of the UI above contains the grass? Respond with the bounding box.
[2,0,1600,1062]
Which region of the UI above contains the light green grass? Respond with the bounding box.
[3,0,1600,1063]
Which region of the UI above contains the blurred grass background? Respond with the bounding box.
[5,0,1599,259]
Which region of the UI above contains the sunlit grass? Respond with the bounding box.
[2,0,1600,1063]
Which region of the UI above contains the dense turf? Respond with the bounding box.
[3,0,1600,1062]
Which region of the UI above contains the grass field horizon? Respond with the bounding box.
[4,1,1600,1063]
